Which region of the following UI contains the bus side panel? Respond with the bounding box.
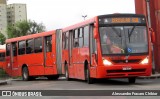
[51,33,58,74]
[19,54,45,76]
[11,57,20,77]
[77,47,90,80]
[5,56,12,76]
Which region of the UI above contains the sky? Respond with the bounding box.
[7,0,135,31]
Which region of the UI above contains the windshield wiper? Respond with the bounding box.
[129,25,137,37]
[112,27,121,37]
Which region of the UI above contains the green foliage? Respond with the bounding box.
[0,33,6,45]
[7,20,46,38]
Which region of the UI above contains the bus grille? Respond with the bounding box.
[107,69,146,73]
[112,59,141,63]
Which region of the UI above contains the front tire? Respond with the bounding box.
[22,67,30,81]
[128,77,136,84]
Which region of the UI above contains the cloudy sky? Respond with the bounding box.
[7,0,135,31]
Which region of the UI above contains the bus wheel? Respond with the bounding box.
[85,67,94,84]
[65,65,70,81]
[128,77,136,84]
[22,67,30,81]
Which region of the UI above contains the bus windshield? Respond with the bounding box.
[99,26,148,55]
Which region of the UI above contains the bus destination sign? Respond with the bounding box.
[111,18,139,23]
[99,17,146,24]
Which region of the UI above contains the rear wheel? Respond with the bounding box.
[65,64,71,81]
[128,77,136,84]
[22,67,30,81]
[85,66,94,84]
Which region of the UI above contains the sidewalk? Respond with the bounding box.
[0,80,7,85]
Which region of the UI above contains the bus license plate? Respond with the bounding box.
[122,66,132,70]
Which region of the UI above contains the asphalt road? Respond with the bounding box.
[0,77,160,99]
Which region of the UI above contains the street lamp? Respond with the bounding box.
[82,15,87,20]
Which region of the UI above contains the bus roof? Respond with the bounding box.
[63,17,96,32]
[6,30,56,43]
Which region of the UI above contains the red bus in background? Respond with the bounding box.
[5,30,63,80]
[62,14,154,84]
[0,49,6,70]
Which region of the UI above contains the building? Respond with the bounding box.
[7,3,27,25]
[0,0,7,37]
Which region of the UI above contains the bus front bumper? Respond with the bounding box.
[94,64,152,78]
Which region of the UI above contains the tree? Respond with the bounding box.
[28,20,46,34]
[0,33,6,45]
[7,20,46,38]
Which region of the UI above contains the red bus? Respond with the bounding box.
[5,30,63,80]
[0,49,6,70]
[62,14,154,84]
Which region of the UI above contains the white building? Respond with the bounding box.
[0,0,7,37]
[7,3,27,25]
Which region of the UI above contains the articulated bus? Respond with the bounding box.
[0,49,6,70]
[62,14,154,84]
[5,30,62,80]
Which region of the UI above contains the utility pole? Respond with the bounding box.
[82,15,87,20]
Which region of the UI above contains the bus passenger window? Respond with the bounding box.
[6,44,10,56]
[0,53,5,61]
[12,42,17,56]
[45,36,52,52]
[18,41,25,55]
[84,26,89,47]
[73,29,79,48]
[34,37,42,53]
[79,28,83,47]
[26,39,34,54]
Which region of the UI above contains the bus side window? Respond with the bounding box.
[26,39,34,54]
[18,41,25,55]
[34,37,42,53]
[45,36,52,52]
[12,42,17,56]
[79,28,83,48]
[62,33,66,49]
[73,29,79,47]
[0,53,5,61]
[6,44,10,56]
[84,26,89,47]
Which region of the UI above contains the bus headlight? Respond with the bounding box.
[103,59,112,66]
[140,57,149,64]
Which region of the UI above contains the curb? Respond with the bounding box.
[0,81,7,85]
[137,74,160,79]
